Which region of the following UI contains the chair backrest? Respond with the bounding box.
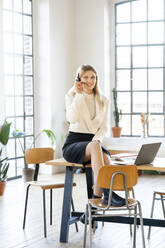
[25,148,54,164]
[97,165,138,190]
[25,148,54,181]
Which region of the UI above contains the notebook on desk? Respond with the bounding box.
[112,142,162,165]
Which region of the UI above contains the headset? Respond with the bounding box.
[75,73,81,82]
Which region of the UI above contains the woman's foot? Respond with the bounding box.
[92,194,101,199]
[80,213,88,224]
[80,195,99,224]
[102,188,126,206]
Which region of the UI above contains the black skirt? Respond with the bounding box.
[62,131,110,165]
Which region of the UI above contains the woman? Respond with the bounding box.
[62,64,125,207]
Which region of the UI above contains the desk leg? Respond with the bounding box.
[85,167,93,199]
[60,166,74,243]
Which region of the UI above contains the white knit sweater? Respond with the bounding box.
[65,89,109,142]
[83,93,96,120]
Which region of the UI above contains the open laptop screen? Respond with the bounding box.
[135,142,161,165]
[112,142,161,165]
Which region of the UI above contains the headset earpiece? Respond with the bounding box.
[76,74,81,82]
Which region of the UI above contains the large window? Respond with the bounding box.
[115,0,165,137]
[3,0,34,179]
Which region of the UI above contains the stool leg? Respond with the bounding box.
[160,195,165,218]
[43,189,47,238]
[148,192,156,239]
[71,197,78,232]
[50,189,52,225]
[23,185,30,229]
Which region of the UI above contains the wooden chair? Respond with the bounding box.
[83,165,146,248]
[109,149,137,198]
[23,147,78,237]
[148,189,165,239]
[109,149,137,235]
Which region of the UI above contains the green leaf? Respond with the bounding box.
[42,129,56,150]
[12,129,25,138]
[1,162,9,181]
[0,156,9,181]
[0,157,8,164]
[12,129,25,154]
[0,121,12,146]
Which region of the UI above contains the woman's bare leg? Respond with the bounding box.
[84,141,104,197]
[103,153,111,165]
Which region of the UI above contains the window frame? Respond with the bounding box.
[3,0,34,180]
[114,0,165,138]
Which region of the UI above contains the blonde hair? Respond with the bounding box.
[75,64,104,109]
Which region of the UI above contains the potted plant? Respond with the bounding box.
[0,120,11,195]
[112,88,122,137]
[12,129,56,182]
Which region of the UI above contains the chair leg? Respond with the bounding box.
[102,210,105,227]
[71,197,78,232]
[138,201,146,248]
[127,190,133,236]
[129,209,133,236]
[50,189,52,225]
[83,204,88,248]
[132,188,135,199]
[133,205,137,248]
[43,189,47,238]
[160,195,165,218]
[148,192,156,239]
[23,185,30,229]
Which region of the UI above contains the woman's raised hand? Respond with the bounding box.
[75,81,83,94]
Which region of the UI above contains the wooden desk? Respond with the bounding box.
[137,158,165,172]
[46,157,165,171]
[46,157,165,243]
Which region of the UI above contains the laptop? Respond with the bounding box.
[113,142,161,165]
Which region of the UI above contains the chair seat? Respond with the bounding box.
[88,198,137,210]
[118,187,133,191]
[154,189,165,195]
[27,181,76,190]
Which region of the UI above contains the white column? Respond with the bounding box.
[49,0,75,161]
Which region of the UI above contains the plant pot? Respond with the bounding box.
[22,168,35,182]
[112,126,122,138]
[0,181,6,196]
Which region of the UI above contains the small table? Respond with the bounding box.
[46,157,165,243]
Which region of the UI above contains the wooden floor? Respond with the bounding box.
[0,172,165,248]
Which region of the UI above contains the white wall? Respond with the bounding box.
[74,0,111,135]
[74,0,105,90]
[34,0,76,173]
[34,0,112,173]
[0,0,5,122]
[34,0,111,149]
[49,0,75,160]
[34,0,51,142]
